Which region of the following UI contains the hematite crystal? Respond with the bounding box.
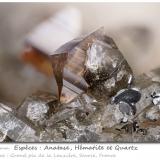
[1,27,160,142]
[112,88,141,104]
[111,88,141,117]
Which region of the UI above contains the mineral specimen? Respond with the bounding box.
[50,28,103,100]
[83,30,133,99]
[1,73,160,142]
[17,91,58,128]
[0,28,160,142]
[112,88,141,116]
[53,27,133,101]
[0,103,39,142]
[112,88,141,105]
[22,26,133,103]
[22,7,82,77]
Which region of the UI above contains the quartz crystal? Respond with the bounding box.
[0,28,160,142]
[17,91,58,127]
[84,35,133,99]
[0,103,39,142]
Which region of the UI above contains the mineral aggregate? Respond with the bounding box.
[0,28,160,142]
[0,103,39,142]
[7,67,158,142]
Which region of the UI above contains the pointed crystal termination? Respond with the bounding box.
[83,32,133,99]
[49,27,134,102]
[50,53,68,100]
[22,24,133,103]
[50,27,104,101]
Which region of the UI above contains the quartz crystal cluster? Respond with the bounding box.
[0,28,160,142]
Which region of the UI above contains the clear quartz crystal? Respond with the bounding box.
[0,103,39,142]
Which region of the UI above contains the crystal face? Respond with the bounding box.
[112,88,141,104]
[85,41,118,75]
[84,37,133,99]
[0,103,39,142]
[26,102,49,122]
[1,28,160,142]
[48,27,133,102]
[85,42,107,72]
[50,28,105,101]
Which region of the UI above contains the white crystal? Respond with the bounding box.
[27,102,49,122]
[85,43,106,72]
